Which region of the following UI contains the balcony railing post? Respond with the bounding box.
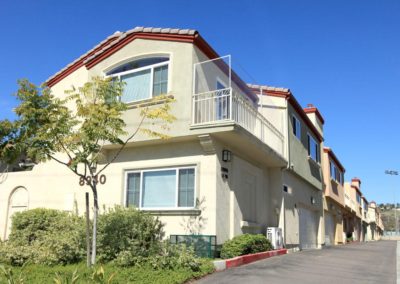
[192,95,196,124]
[229,88,233,120]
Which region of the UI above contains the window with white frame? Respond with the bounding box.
[126,167,195,209]
[292,115,301,140]
[107,57,169,103]
[307,134,320,163]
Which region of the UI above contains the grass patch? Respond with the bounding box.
[0,259,214,284]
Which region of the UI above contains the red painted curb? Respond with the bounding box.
[225,249,287,269]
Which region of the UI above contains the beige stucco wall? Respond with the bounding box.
[321,150,345,244]
[323,200,345,244]
[282,170,323,248]
[0,140,221,240]
[257,95,288,161]
[322,151,345,206]
[212,138,283,244]
[1,35,320,249]
[305,112,323,136]
[88,39,194,142]
[287,104,323,191]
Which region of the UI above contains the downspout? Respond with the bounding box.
[285,97,291,170]
[282,97,291,246]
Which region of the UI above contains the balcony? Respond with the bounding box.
[191,87,285,158]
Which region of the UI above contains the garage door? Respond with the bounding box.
[299,207,318,249]
[324,212,335,246]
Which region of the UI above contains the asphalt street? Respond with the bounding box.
[196,241,396,284]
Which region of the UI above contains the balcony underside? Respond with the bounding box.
[191,121,287,168]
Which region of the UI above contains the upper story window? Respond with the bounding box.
[307,134,320,163]
[292,115,301,140]
[106,57,169,103]
[330,160,343,184]
[356,193,361,204]
[330,162,335,179]
[125,166,195,209]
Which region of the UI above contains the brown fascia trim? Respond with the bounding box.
[323,147,345,172]
[304,107,325,125]
[253,87,323,142]
[45,35,120,87]
[45,32,258,102]
[85,33,198,69]
[46,32,202,88]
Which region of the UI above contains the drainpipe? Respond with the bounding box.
[285,97,291,170]
[282,97,291,247]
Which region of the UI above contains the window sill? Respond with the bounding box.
[307,156,320,167]
[330,177,339,185]
[126,94,174,109]
[240,220,263,229]
[141,208,201,216]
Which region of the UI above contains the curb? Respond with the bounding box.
[213,249,288,271]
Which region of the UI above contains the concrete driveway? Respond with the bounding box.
[196,241,396,284]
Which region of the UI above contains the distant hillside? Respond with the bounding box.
[379,204,399,231]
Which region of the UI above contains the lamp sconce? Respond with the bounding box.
[222,150,232,162]
[311,197,316,205]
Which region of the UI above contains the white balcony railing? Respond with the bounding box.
[192,88,285,157]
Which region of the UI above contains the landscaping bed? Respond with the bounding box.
[0,261,214,283]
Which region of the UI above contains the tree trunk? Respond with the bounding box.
[91,185,99,265]
[85,192,91,267]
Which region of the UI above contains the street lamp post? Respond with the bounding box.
[385,170,399,235]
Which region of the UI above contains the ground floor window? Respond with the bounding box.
[126,167,195,209]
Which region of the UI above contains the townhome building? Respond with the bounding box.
[343,178,363,241]
[249,85,324,249]
[1,27,291,245]
[361,196,369,241]
[0,26,383,250]
[367,201,384,240]
[376,206,384,238]
[322,147,346,245]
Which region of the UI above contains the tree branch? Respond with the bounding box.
[97,110,148,176]
[49,155,85,179]
[55,135,73,162]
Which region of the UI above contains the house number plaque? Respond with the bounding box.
[79,175,106,186]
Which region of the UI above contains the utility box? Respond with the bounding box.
[266,227,283,249]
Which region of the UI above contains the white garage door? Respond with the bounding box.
[324,212,335,246]
[299,207,318,249]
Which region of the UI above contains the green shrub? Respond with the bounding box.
[0,208,85,266]
[113,242,201,272]
[220,234,272,259]
[148,242,201,271]
[97,206,164,262]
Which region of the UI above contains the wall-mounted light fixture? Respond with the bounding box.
[311,197,316,205]
[222,150,232,162]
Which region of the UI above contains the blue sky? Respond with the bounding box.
[1,0,399,204]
